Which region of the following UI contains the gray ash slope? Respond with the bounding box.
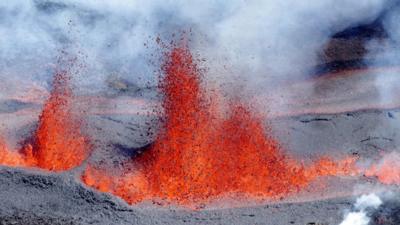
[0,167,145,225]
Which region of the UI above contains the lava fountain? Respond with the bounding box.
[0,70,89,171]
[83,44,357,207]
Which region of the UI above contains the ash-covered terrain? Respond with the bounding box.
[0,102,399,225]
[1,1,400,225]
[1,32,400,225]
[0,166,361,225]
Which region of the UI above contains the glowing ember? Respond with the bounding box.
[0,71,89,171]
[31,71,88,171]
[83,44,356,206]
[306,157,358,178]
[365,152,400,185]
[0,138,27,167]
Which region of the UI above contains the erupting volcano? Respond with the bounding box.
[0,70,89,171]
[82,44,357,207]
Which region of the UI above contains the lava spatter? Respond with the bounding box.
[83,44,357,207]
[365,152,400,185]
[32,71,88,171]
[0,71,89,171]
[0,138,27,167]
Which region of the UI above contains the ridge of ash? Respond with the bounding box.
[0,100,38,114]
[0,167,145,225]
[313,14,393,77]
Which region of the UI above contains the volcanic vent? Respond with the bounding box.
[3,0,400,224]
[82,43,357,207]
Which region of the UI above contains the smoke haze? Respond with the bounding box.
[0,0,395,99]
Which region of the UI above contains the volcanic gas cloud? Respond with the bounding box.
[0,70,89,171]
[82,44,357,207]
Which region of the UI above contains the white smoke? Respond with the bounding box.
[340,193,382,225]
[0,0,392,99]
[211,0,388,82]
[366,2,400,105]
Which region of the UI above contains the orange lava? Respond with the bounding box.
[365,153,400,185]
[0,138,27,167]
[83,44,357,206]
[31,71,88,171]
[0,71,89,171]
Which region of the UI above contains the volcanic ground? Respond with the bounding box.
[1,16,400,225]
[1,72,400,225]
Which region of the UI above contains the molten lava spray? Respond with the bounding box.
[83,44,356,206]
[136,46,309,202]
[31,71,88,171]
[365,152,400,185]
[0,138,27,167]
[0,71,88,171]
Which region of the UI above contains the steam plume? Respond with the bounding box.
[340,194,382,225]
[0,0,392,99]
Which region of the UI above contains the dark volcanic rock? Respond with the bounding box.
[371,200,400,225]
[0,167,145,225]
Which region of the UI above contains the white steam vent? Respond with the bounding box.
[339,193,382,225]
